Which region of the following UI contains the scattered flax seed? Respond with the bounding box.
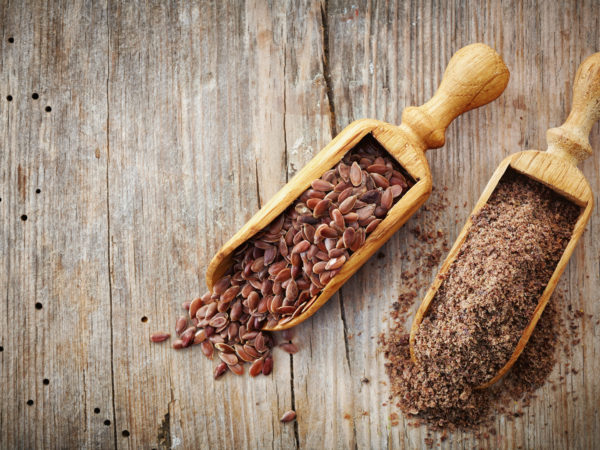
[280,410,297,423]
[150,332,170,343]
[381,170,583,434]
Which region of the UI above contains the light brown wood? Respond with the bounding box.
[410,53,599,389]
[2,1,600,449]
[0,1,114,448]
[207,43,509,331]
[106,3,297,449]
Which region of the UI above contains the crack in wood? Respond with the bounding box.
[255,158,262,209]
[105,5,118,449]
[157,412,171,449]
[338,290,352,374]
[289,353,300,449]
[281,19,297,449]
[283,37,289,184]
[320,0,337,137]
[82,370,88,433]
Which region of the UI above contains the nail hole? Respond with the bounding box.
[94,407,100,414]
[35,188,41,194]
[27,400,34,406]
[8,37,14,43]
[104,419,111,426]
[6,95,12,101]
[35,302,43,310]
[43,378,49,385]
[21,215,27,221]
[122,430,130,437]
[141,316,148,323]
[32,93,39,100]
[45,106,52,112]
[0,346,3,352]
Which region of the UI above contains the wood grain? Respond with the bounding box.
[0,0,114,448]
[1,0,599,449]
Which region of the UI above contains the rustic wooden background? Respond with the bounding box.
[1,0,598,448]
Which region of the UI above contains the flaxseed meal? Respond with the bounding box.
[414,169,579,386]
[382,168,581,431]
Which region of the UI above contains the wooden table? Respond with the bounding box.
[1,1,598,448]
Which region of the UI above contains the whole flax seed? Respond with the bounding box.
[167,134,414,378]
[280,410,297,423]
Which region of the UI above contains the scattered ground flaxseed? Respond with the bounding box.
[383,275,575,433]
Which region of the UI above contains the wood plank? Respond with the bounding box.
[1,1,598,448]
[272,1,356,448]
[0,0,113,448]
[324,0,600,448]
[105,1,299,447]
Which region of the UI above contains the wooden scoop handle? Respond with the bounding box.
[401,43,509,149]
[547,52,600,165]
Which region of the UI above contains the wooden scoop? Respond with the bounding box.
[410,52,600,389]
[206,43,509,331]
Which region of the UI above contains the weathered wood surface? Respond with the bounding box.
[1,1,598,448]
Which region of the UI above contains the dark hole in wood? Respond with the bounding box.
[8,37,14,43]
[43,378,49,385]
[35,302,43,310]
[36,188,41,194]
[104,419,111,426]
[141,316,148,323]
[6,95,13,101]
[122,430,130,437]
[45,106,52,112]
[21,215,27,221]
[32,93,39,100]
[27,400,34,406]
[0,346,3,352]
[94,407,100,414]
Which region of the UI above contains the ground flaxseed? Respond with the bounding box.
[382,168,583,432]
[415,169,579,386]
